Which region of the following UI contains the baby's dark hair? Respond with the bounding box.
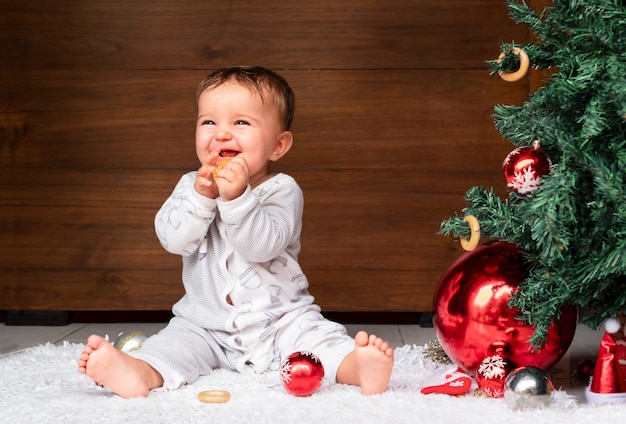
[196,66,296,131]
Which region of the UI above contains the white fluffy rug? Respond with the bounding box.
[1,342,625,423]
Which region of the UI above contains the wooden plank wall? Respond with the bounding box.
[0,1,532,314]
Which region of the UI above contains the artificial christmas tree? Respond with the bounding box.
[440,0,626,346]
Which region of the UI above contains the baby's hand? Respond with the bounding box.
[194,150,221,199]
[213,156,249,201]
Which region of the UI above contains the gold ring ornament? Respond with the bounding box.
[497,47,530,82]
[460,215,481,251]
[197,389,231,403]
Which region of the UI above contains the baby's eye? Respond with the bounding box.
[202,120,215,125]
[235,120,249,125]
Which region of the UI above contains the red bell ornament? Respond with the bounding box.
[280,351,325,396]
[502,141,551,194]
[432,242,577,376]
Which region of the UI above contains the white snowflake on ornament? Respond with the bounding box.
[280,358,294,383]
[508,167,542,194]
[477,354,507,379]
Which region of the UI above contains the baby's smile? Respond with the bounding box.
[219,150,240,157]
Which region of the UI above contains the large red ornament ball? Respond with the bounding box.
[502,144,551,194]
[280,351,325,396]
[433,242,577,376]
[476,354,518,398]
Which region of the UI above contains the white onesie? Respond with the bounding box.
[131,172,354,390]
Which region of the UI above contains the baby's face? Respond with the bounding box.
[195,82,284,181]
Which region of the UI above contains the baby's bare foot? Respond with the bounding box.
[77,334,161,398]
[353,331,394,395]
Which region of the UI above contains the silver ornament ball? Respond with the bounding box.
[504,366,554,409]
[113,331,147,353]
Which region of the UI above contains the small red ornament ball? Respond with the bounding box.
[576,359,595,379]
[476,354,518,398]
[502,144,551,194]
[280,351,325,396]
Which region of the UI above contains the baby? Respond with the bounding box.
[78,66,394,398]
